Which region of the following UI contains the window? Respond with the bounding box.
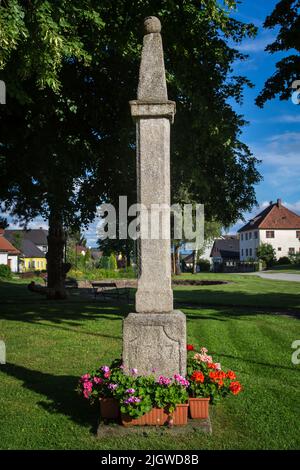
[241,249,244,256]
[246,249,249,257]
[249,248,252,256]
[289,248,295,255]
[278,247,282,251]
[296,231,300,239]
[245,233,248,241]
[241,234,243,241]
[266,231,275,238]
[249,232,252,240]
[254,231,258,239]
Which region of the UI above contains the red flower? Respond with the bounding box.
[227,370,236,380]
[209,370,226,382]
[191,371,204,383]
[187,344,195,351]
[207,362,217,369]
[230,381,242,395]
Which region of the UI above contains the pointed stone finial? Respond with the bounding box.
[137,16,168,101]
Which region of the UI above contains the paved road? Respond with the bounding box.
[242,272,300,282]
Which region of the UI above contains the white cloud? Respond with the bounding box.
[237,34,276,53]
[272,115,300,124]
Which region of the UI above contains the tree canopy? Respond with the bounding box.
[256,0,300,107]
[0,1,263,294]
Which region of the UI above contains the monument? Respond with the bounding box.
[123,16,187,378]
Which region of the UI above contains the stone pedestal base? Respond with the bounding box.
[122,311,186,377]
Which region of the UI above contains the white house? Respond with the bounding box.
[238,199,300,261]
[0,229,20,272]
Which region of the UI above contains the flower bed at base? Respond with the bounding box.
[77,346,242,427]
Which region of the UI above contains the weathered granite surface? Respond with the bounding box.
[123,311,186,377]
[0,340,6,364]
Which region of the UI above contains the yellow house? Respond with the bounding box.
[20,239,47,272]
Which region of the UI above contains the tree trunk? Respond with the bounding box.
[192,249,198,274]
[175,244,181,275]
[46,212,66,299]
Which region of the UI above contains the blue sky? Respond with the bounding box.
[228,0,300,232]
[3,0,300,246]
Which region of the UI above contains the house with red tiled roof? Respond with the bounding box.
[0,229,20,272]
[238,199,300,261]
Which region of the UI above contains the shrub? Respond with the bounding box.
[256,243,276,268]
[289,252,300,265]
[197,259,211,272]
[99,254,117,270]
[0,264,12,279]
[277,257,291,265]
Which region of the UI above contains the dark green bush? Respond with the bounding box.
[0,264,12,279]
[277,257,291,265]
[197,259,211,272]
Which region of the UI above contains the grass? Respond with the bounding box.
[0,275,300,450]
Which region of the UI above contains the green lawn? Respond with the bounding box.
[0,276,299,450]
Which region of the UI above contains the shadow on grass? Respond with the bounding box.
[1,362,98,433]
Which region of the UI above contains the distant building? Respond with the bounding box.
[210,236,240,271]
[0,229,20,272]
[4,228,48,271]
[238,199,300,261]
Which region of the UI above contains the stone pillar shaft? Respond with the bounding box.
[123,16,186,378]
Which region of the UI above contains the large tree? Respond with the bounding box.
[256,0,300,107]
[0,1,261,296]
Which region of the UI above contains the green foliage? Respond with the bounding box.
[256,243,276,268]
[277,256,291,265]
[256,0,300,106]
[68,266,135,280]
[0,264,12,279]
[0,0,260,234]
[99,254,117,271]
[197,259,211,272]
[154,379,189,414]
[289,252,300,265]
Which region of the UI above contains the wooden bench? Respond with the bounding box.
[91,281,131,303]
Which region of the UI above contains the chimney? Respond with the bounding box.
[269,201,273,206]
[277,198,282,207]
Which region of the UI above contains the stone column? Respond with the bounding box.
[123,17,186,378]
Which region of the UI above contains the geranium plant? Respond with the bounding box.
[154,374,189,414]
[187,345,242,403]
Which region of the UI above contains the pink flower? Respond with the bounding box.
[174,374,190,387]
[80,373,90,382]
[83,381,93,391]
[194,353,213,363]
[201,347,208,353]
[83,390,91,399]
[93,377,103,384]
[130,368,138,375]
[101,366,110,373]
[215,363,221,370]
[158,376,171,386]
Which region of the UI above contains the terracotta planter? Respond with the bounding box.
[121,407,168,427]
[171,403,189,426]
[189,398,210,419]
[100,397,120,420]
